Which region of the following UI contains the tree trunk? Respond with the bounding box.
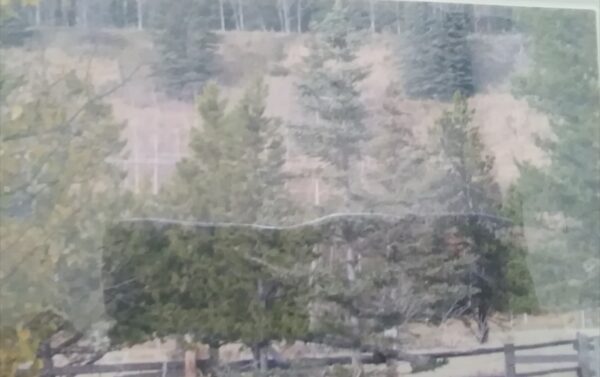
[206,344,220,375]
[259,346,268,372]
[346,247,356,282]
[252,345,268,372]
[35,3,42,26]
[351,351,364,377]
[369,0,375,34]
[238,0,244,31]
[395,2,401,34]
[296,0,302,33]
[136,0,143,30]
[219,0,225,31]
[476,302,490,344]
[277,0,284,32]
[282,0,290,33]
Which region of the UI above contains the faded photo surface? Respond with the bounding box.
[1,1,599,377]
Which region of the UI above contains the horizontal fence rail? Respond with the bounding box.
[25,335,599,377]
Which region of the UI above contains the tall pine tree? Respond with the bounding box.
[295,0,369,210]
[0,62,128,360]
[432,93,510,343]
[152,0,219,99]
[513,9,600,310]
[106,80,308,371]
[402,3,474,100]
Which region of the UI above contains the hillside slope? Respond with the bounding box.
[5,28,549,203]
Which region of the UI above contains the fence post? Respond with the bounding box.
[577,333,591,377]
[504,343,516,377]
[38,340,54,377]
[591,336,600,377]
[185,349,200,377]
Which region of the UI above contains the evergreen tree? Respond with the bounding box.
[0,63,128,361]
[164,78,292,224]
[309,216,473,373]
[365,84,436,213]
[432,93,509,343]
[402,3,474,100]
[513,9,600,310]
[106,80,307,371]
[152,0,219,99]
[499,185,539,315]
[164,83,249,221]
[295,0,369,210]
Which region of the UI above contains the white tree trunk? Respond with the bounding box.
[396,2,401,34]
[314,177,320,206]
[297,0,302,33]
[35,3,42,25]
[346,247,356,282]
[219,0,225,31]
[152,132,159,195]
[238,0,244,30]
[277,0,285,32]
[369,0,376,34]
[136,0,143,30]
[133,125,140,194]
[282,0,290,33]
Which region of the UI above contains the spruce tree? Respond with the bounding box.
[366,84,436,213]
[1,64,128,338]
[402,3,474,100]
[106,80,307,371]
[296,0,369,210]
[513,9,600,310]
[152,0,219,99]
[432,93,508,343]
[302,215,473,374]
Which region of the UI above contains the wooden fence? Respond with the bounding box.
[33,334,600,377]
[503,334,599,377]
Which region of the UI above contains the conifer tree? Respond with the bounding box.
[402,3,474,100]
[106,79,307,371]
[296,0,369,210]
[513,9,600,310]
[432,92,507,343]
[1,63,128,350]
[152,0,219,99]
[366,84,436,213]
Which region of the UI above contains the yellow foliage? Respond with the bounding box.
[0,0,38,7]
[0,326,41,377]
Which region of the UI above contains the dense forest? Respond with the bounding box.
[0,0,515,34]
[1,0,598,376]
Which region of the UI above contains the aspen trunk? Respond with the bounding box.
[297,0,302,33]
[219,0,225,31]
[136,0,143,30]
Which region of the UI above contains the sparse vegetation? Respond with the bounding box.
[1,1,597,377]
